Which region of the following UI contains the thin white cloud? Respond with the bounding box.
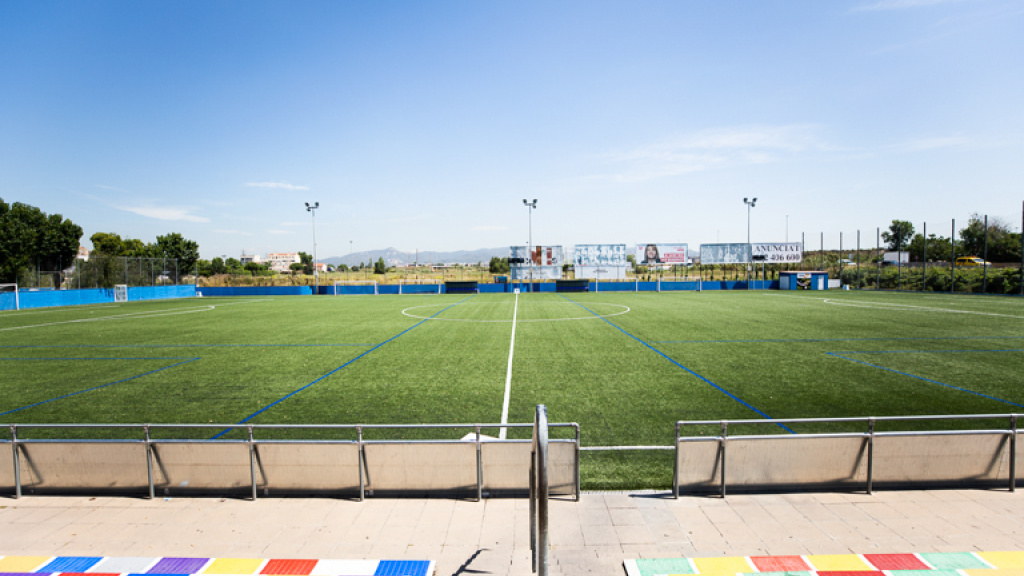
[473,225,509,232]
[245,181,310,191]
[214,229,255,236]
[889,135,971,153]
[119,206,210,223]
[599,125,823,183]
[268,230,292,235]
[851,0,968,12]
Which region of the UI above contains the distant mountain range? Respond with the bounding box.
[321,247,509,267]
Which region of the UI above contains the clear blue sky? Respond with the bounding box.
[2,0,1022,260]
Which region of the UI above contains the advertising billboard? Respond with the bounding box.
[574,244,627,280]
[752,243,803,263]
[635,244,689,265]
[699,243,751,265]
[510,245,563,280]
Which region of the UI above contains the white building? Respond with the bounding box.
[267,252,301,272]
[240,253,263,265]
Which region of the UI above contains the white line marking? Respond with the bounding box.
[499,292,519,440]
[766,294,1024,319]
[401,301,630,322]
[0,299,272,332]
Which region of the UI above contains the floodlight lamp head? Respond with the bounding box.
[743,197,748,203]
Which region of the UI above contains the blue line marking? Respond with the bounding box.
[0,357,200,417]
[827,350,1024,409]
[211,296,476,438]
[560,295,793,432]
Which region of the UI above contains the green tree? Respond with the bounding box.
[881,220,915,251]
[336,263,349,272]
[959,214,1020,262]
[210,257,227,275]
[0,199,83,283]
[90,232,125,255]
[908,233,952,262]
[488,256,509,274]
[298,251,314,275]
[155,233,199,273]
[374,257,388,274]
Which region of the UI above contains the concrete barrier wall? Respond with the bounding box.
[676,432,1022,494]
[0,437,579,499]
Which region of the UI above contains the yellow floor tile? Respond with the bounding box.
[977,554,1024,570]
[202,558,265,574]
[0,556,51,572]
[806,554,872,571]
[693,556,755,575]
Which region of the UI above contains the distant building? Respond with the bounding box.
[314,263,327,273]
[267,252,300,272]
[240,253,263,265]
[77,246,90,261]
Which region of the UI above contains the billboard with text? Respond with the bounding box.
[635,244,689,265]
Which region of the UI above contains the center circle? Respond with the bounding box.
[401,301,631,322]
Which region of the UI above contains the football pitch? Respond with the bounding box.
[1,290,1022,489]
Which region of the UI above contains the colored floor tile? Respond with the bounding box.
[632,558,697,576]
[0,573,52,576]
[806,555,873,572]
[978,553,1024,569]
[694,556,755,575]
[373,560,432,576]
[203,558,265,575]
[90,557,160,573]
[742,572,812,576]
[817,571,883,576]
[863,554,930,571]
[964,570,1024,576]
[918,552,993,570]
[750,556,812,572]
[887,570,962,576]
[310,560,378,576]
[39,557,103,573]
[147,558,211,574]
[61,573,120,576]
[260,559,317,575]
[0,558,50,572]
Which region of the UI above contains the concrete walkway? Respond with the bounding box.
[2,489,1023,575]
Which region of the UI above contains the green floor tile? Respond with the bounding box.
[918,553,992,570]
[636,558,696,576]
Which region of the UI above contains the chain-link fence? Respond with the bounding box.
[20,256,192,290]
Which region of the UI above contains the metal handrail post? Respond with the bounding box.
[475,425,483,502]
[1010,415,1017,493]
[248,425,257,501]
[357,426,365,501]
[719,421,727,498]
[574,423,581,501]
[145,425,155,500]
[531,404,549,576]
[11,425,21,499]
[866,418,875,495]
[673,422,680,499]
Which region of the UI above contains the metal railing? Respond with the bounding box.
[4,420,580,500]
[530,404,549,576]
[674,414,1019,497]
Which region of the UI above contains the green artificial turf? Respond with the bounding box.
[1,290,1021,488]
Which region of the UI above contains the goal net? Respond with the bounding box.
[0,283,18,311]
[114,284,128,303]
[333,280,378,295]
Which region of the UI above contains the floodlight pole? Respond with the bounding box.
[524,199,537,290]
[743,197,757,288]
[306,202,319,293]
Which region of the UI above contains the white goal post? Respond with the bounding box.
[0,283,19,311]
[333,280,378,295]
[114,284,128,303]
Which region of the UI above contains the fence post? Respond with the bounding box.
[145,425,155,500]
[866,418,875,495]
[10,425,20,499]
[719,421,728,498]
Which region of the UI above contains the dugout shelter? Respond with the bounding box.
[779,271,828,290]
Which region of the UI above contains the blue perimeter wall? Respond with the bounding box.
[1,285,197,311]
[1,281,786,310]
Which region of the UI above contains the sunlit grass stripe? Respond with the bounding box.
[653,336,1024,344]
[0,357,201,417]
[0,343,373,348]
[211,296,477,438]
[560,295,794,433]
[827,351,1024,409]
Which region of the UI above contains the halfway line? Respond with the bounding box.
[499,292,519,440]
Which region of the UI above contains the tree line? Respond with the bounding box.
[882,215,1022,263]
[0,197,200,287]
